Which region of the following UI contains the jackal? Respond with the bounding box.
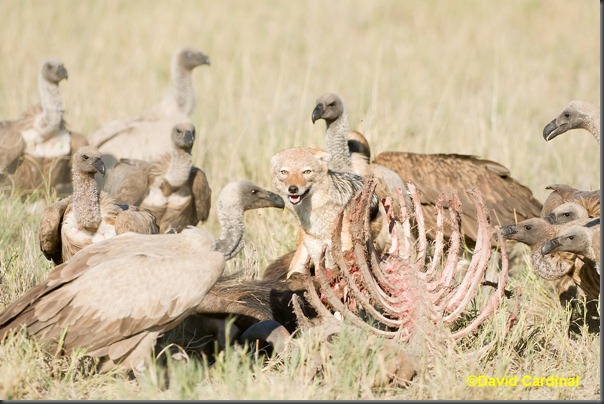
[271,147,377,277]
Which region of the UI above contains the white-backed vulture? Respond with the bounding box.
[39,146,159,265]
[541,218,601,271]
[0,180,285,374]
[311,93,410,251]
[0,59,88,194]
[540,183,600,218]
[500,218,599,301]
[103,122,211,233]
[89,47,210,167]
[543,100,600,145]
[544,201,592,225]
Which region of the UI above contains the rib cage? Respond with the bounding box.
[298,174,518,345]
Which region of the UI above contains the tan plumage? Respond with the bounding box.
[103,123,211,233]
[1,180,284,373]
[543,100,600,145]
[0,59,88,194]
[0,228,225,374]
[540,183,600,218]
[89,47,210,167]
[375,151,543,245]
[39,146,159,265]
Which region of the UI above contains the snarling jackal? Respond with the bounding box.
[271,147,377,277]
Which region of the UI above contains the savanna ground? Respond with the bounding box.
[0,0,600,400]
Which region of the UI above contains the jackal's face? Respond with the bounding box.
[270,147,331,207]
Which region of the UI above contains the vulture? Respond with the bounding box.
[311,93,411,251]
[39,146,159,265]
[89,46,210,168]
[544,201,592,225]
[103,122,211,233]
[543,100,600,145]
[0,58,88,194]
[501,217,599,302]
[0,180,285,374]
[541,218,601,272]
[540,183,600,218]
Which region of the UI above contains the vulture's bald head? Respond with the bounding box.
[41,58,68,84]
[171,122,196,151]
[312,93,345,125]
[72,146,105,176]
[174,47,211,71]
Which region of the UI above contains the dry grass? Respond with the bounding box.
[0,0,600,400]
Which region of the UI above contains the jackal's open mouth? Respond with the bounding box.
[288,188,310,205]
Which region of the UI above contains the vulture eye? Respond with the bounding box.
[250,189,257,195]
[568,236,575,241]
[564,112,570,118]
[328,102,336,107]
[524,225,532,231]
[83,155,89,160]
[186,51,193,58]
[176,128,182,134]
[564,213,571,217]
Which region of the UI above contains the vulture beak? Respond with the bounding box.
[183,130,195,147]
[542,119,559,141]
[93,157,106,176]
[541,238,560,255]
[500,224,517,237]
[269,191,285,209]
[58,65,68,80]
[311,103,324,124]
[544,213,556,224]
[200,53,211,66]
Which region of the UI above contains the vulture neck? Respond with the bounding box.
[325,110,352,173]
[582,109,600,144]
[530,248,573,281]
[34,74,64,140]
[171,61,195,116]
[165,147,192,188]
[213,193,245,261]
[72,171,102,229]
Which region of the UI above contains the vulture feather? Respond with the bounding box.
[89,47,210,167]
[103,122,211,233]
[0,180,284,374]
[0,59,88,194]
[39,146,159,265]
[543,100,600,145]
[540,183,600,218]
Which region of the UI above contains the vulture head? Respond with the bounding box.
[543,100,599,141]
[221,180,285,212]
[544,201,589,225]
[541,225,594,256]
[175,46,211,71]
[72,146,106,177]
[41,58,68,84]
[500,217,550,246]
[312,93,345,125]
[172,122,196,151]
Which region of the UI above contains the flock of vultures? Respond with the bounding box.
[0,47,600,380]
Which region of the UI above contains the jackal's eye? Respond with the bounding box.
[280,170,288,176]
[303,169,312,175]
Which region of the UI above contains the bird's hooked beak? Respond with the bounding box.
[541,238,560,255]
[269,191,285,209]
[500,224,517,237]
[311,103,325,124]
[544,212,556,224]
[93,157,106,176]
[183,130,195,147]
[543,119,560,141]
[58,65,68,80]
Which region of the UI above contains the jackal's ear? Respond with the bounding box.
[270,155,280,170]
[313,150,332,166]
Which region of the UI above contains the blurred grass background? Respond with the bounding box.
[0,0,600,399]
